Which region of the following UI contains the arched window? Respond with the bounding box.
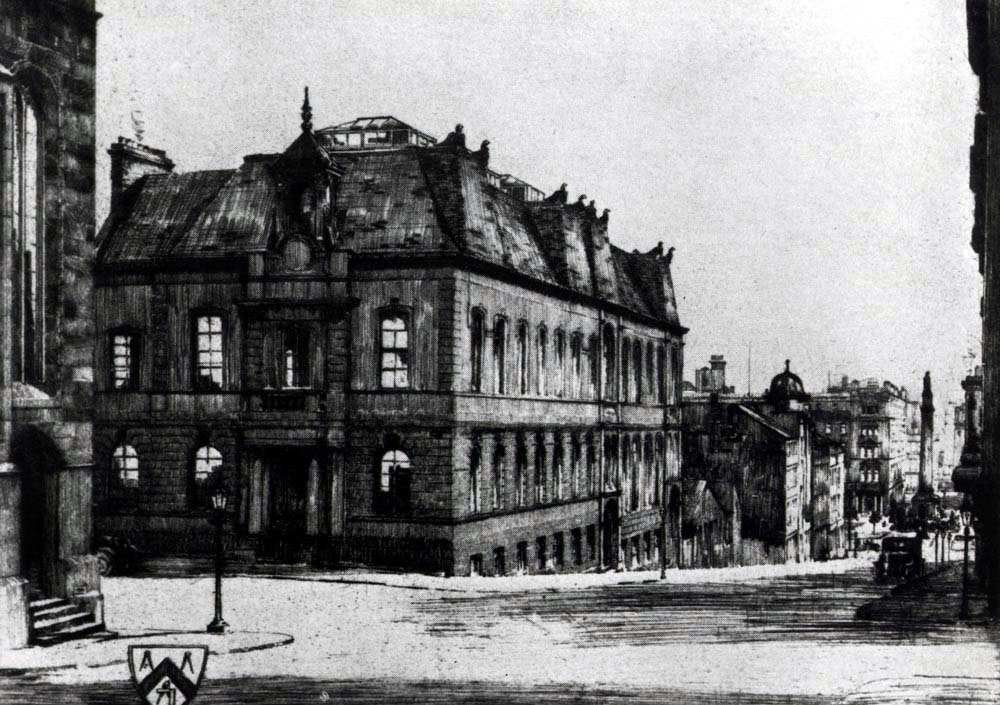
[191,444,223,507]
[570,435,581,498]
[669,346,680,404]
[602,325,616,401]
[588,333,599,399]
[493,317,507,394]
[554,329,566,397]
[376,448,411,515]
[380,314,409,389]
[11,89,42,384]
[492,442,506,510]
[517,322,528,394]
[646,342,655,401]
[113,444,139,488]
[633,339,643,403]
[470,309,484,392]
[536,325,548,396]
[631,436,641,511]
[534,434,547,503]
[644,435,655,507]
[621,339,631,402]
[469,439,481,513]
[656,346,665,404]
[586,434,596,495]
[553,437,564,500]
[570,334,583,398]
[515,435,528,506]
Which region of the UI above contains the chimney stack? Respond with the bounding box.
[108,137,175,214]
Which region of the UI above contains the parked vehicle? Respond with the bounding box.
[874,532,922,583]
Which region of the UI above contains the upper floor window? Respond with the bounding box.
[492,444,506,509]
[633,339,643,403]
[553,439,564,501]
[469,441,481,513]
[282,327,311,388]
[380,314,409,389]
[517,322,528,395]
[11,90,42,385]
[669,347,680,404]
[111,330,141,390]
[646,342,654,401]
[588,333,599,399]
[621,339,631,402]
[554,329,566,397]
[536,325,548,396]
[493,317,507,394]
[113,444,139,488]
[656,345,665,404]
[571,334,583,398]
[194,314,224,391]
[470,309,485,392]
[534,436,547,503]
[603,325,616,401]
[515,437,528,506]
[376,448,411,515]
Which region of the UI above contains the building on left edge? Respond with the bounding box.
[0,0,104,649]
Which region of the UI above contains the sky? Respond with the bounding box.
[95,0,981,405]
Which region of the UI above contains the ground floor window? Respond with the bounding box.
[571,528,583,565]
[493,547,506,576]
[553,532,565,569]
[586,524,597,561]
[536,536,547,571]
[516,541,528,573]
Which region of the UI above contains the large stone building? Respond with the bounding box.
[0,1,103,649]
[92,101,687,577]
[962,0,1000,614]
[812,377,916,521]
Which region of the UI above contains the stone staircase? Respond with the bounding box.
[29,597,105,646]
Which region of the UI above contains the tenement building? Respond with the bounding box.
[812,376,915,522]
[682,362,816,565]
[92,99,687,576]
[0,0,104,649]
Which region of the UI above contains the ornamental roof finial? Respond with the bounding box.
[301,86,312,133]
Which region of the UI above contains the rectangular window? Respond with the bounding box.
[282,327,311,388]
[471,311,484,392]
[111,332,140,390]
[517,324,528,394]
[555,330,565,397]
[469,445,481,513]
[534,442,546,504]
[536,536,547,571]
[194,315,224,390]
[553,442,564,501]
[516,541,528,573]
[492,449,506,510]
[553,532,565,568]
[380,314,409,388]
[586,524,597,561]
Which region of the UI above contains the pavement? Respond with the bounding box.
[0,628,293,676]
[0,559,995,704]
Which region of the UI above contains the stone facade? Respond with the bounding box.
[93,109,686,576]
[0,0,102,649]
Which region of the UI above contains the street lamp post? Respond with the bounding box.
[207,486,229,634]
[960,509,972,620]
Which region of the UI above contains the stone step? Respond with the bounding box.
[33,620,105,647]
[34,610,93,633]
[32,602,80,620]
[29,597,70,614]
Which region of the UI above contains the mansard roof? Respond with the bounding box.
[97,133,683,328]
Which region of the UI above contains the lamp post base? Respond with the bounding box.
[206,618,229,634]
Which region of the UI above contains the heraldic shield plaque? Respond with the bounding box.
[128,645,208,705]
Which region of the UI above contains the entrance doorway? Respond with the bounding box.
[602,498,619,569]
[258,451,311,563]
[11,426,61,597]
